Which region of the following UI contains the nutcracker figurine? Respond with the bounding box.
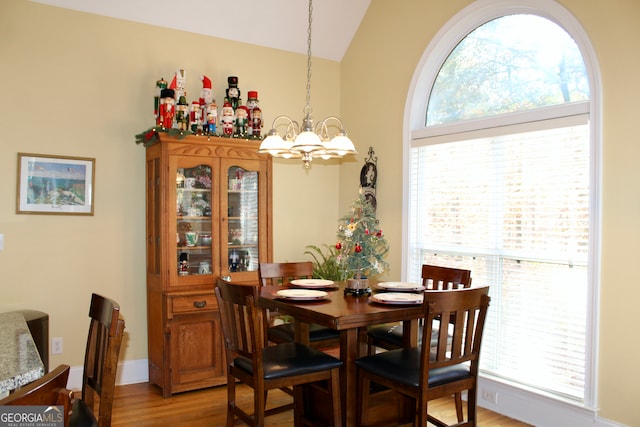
[226,76,241,111]
[234,104,249,138]
[221,99,235,137]
[158,88,175,129]
[154,77,167,123]
[190,101,201,133]
[205,101,218,135]
[250,106,262,139]
[200,75,215,134]
[176,95,189,131]
[246,91,261,138]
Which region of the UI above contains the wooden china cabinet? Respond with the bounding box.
[144,133,272,397]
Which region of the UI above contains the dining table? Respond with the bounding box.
[0,312,45,397]
[258,280,425,427]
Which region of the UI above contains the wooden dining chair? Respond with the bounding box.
[367,264,472,421]
[259,261,341,349]
[215,277,343,427]
[367,264,473,353]
[356,286,490,427]
[69,293,125,427]
[0,364,73,427]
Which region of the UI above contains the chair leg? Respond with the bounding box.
[255,384,267,427]
[293,385,305,427]
[467,387,478,426]
[455,392,463,422]
[329,368,342,427]
[227,374,236,427]
[416,395,428,427]
[356,373,370,427]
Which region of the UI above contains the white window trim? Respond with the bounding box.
[401,0,603,422]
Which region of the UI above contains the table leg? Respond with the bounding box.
[340,328,359,427]
[293,322,310,345]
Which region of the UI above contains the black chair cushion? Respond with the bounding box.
[234,342,343,380]
[68,398,98,427]
[368,321,441,348]
[354,348,470,388]
[269,322,340,343]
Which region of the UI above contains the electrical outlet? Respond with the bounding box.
[51,337,63,355]
[481,388,498,404]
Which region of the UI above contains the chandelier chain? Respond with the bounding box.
[304,0,313,116]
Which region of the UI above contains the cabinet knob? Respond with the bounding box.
[193,300,207,308]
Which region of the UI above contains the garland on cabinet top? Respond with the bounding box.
[135,69,263,147]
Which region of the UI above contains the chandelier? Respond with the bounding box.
[258,0,357,168]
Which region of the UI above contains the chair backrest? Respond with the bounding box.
[258,262,314,286]
[420,287,490,382]
[215,278,266,374]
[82,293,125,427]
[421,264,472,290]
[0,364,72,426]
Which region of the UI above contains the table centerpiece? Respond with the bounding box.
[336,194,389,295]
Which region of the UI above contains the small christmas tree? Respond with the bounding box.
[335,194,389,280]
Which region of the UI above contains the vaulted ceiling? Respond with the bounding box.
[31,0,371,61]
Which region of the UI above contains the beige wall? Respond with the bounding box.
[2,0,639,424]
[0,0,342,369]
[340,0,640,425]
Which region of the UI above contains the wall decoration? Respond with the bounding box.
[16,153,95,215]
[359,146,378,211]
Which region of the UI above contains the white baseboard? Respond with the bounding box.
[67,358,149,391]
[67,359,626,427]
[478,377,626,427]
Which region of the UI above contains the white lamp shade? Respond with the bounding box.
[324,134,357,156]
[259,134,287,156]
[290,130,325,153]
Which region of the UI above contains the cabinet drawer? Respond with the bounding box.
[171,294,217,314]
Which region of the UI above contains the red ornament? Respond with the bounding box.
[355,244,362,253]
[365,229,370,235]
[335,242,342,250]
[376,230,383,237]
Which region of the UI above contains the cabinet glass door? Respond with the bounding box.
[226,166,259,273]
[176,165,213,277]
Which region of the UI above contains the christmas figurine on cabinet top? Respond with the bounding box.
[226,76,241,111]
[234,103,249,138]
[190,101,201,133]
[200,75,217,135]
[247,91,262,139]
[157,88,175,129]
[221,99,235,137]
[154,77,167,122]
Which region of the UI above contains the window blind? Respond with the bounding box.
[408,121,589,400]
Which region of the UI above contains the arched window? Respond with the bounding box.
[405,0,599,409]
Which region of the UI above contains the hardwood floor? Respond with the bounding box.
[110,382,532,426]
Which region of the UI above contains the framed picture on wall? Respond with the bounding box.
[16,153,95,215]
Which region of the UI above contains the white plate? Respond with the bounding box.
[371,292,423,305]
[377,282,425,292]
[289,279,336,288]
[276,289,329,301]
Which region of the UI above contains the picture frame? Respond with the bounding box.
[16,153,95,215]
[359,146,378,211]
